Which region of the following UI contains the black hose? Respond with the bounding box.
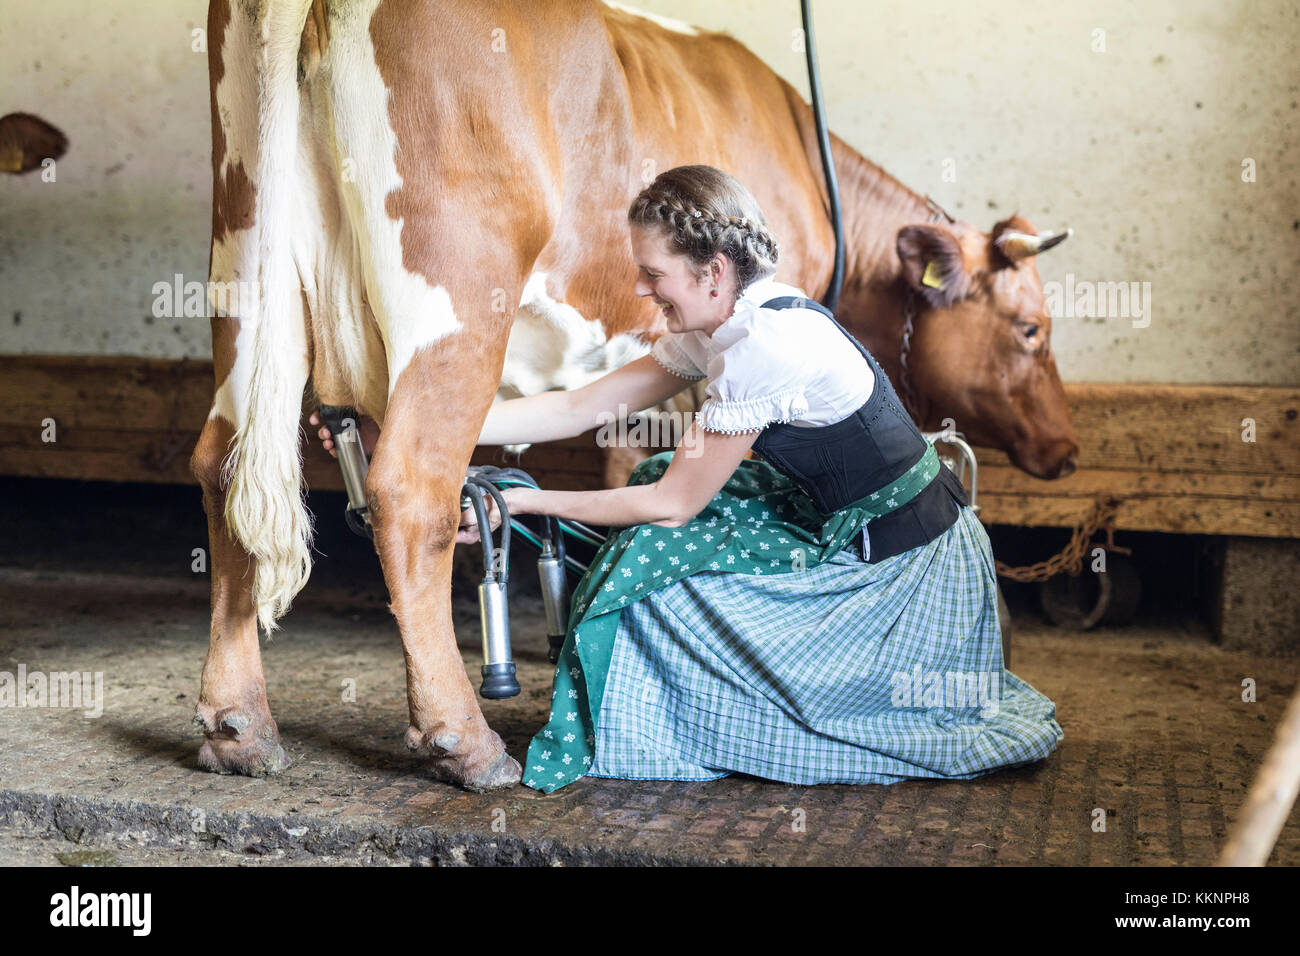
[475,466,566,565]
[549,514,566,565]
[460,483,496,577]
[344,506,373,541]
[466,475,511,583]
[801,0,844,313]
[489,466,538,486]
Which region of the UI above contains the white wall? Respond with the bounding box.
[1,0,1296,385]
[1,0,212,358]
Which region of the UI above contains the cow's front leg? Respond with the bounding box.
[367,357,521,792]
[190,414,292,776]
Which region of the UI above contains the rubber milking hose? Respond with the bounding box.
[466,475,511,583]
[460,482,495,577]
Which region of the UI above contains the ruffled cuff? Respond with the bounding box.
[696,385,809,434]
[650,337,706,380]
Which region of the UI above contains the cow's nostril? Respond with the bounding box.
[1057,452,1078,479]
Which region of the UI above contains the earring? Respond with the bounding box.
[710,289,718,297]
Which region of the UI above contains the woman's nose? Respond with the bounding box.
[633,279,651,297]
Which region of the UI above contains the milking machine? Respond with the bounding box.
[317,406,997,694]
[316,405,607,702]
[316,406,375,540]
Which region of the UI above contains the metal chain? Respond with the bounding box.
[994,496,1125,582]
[897,288,920,421]
[894,199,950,424]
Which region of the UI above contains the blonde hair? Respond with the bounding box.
[628,164,780,291]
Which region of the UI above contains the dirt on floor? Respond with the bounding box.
[1,557,1297,867]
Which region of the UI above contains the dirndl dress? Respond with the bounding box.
[521,447,1064,793]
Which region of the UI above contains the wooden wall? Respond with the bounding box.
[2,356,1296,538]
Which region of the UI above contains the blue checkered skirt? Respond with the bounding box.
[586,505,1063,784]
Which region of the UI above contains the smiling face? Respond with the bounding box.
[630,224,738,335]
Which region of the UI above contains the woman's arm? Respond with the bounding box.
[312,351,697,455]
[458,421,759,542]
[477,352,699,445]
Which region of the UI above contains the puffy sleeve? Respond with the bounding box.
[650,333,707,380]
[695,330,809,434]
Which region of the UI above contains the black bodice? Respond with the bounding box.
[750,295,969,564]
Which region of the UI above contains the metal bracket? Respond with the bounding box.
[922,427,980,515]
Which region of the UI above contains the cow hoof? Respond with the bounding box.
[433,749,522,793]
[194,703,292,777]
[405,725,522,792]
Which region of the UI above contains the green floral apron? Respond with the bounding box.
[522,441,942,793]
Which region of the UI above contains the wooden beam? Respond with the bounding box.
[1,355,1296,537]
[973,383,1300,476]
[961,384,1300,535]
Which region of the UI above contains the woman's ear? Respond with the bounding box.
[710,252,729,286]
[897,224,970,309]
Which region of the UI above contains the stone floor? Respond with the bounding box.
[2,561,1297,867]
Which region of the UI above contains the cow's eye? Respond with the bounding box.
[1021,323,1039,339]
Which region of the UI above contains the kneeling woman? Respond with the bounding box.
[320,165,1064,794]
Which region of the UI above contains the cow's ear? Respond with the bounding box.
[897,224,969,308]
[0,113,68,174]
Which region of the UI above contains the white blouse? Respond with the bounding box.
[650,273,875,434]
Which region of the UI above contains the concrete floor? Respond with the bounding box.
[1,476,1297,867]
[2,561,1297,866]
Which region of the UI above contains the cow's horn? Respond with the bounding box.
[995,227,1072,262]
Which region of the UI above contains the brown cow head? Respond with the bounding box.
[895,215,1078,480]
[0,113,68,174]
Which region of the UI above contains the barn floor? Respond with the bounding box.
[1,477,1297,866]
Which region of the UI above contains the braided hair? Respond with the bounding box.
[627,165,780,292]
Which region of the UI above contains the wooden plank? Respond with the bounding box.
[974,463,1297,502]
[4,354,1293,463]
[1,354,1296,537]
[0,433,344,491]
[0,427,609,497]
[978,493,1300,538]
[977,383,1300,476]
[0,355,215,432]
[972,464,1300,536]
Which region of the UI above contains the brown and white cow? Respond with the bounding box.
[192,0,1076,790]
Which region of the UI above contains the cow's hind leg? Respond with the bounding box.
[367,345,522,792]
[188,323,292,776]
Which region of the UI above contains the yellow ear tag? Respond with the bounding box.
[921,260,945,289]
[0,145,23,173]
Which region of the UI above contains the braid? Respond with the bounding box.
[723,213,780,267]
[628,165,781,291]
[649,197,779,263]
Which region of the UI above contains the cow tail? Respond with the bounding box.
[222,0,316,636]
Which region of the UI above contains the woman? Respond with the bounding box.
[314,165,1063,794]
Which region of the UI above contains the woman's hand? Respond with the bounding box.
[457,486,530,544]
[309,411,380,459]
